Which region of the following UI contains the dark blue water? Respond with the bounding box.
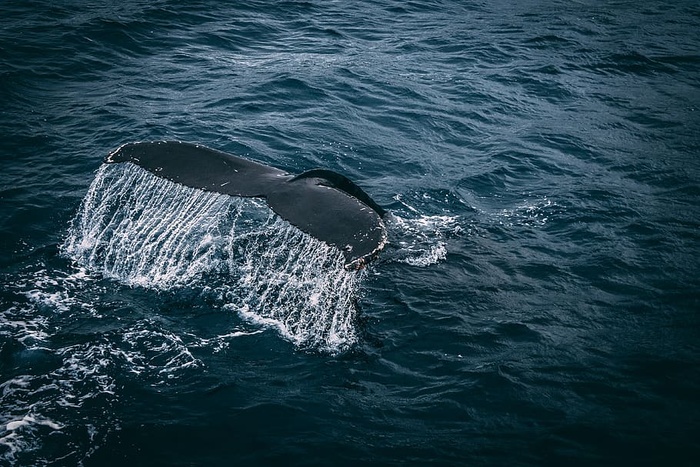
[2,1,699,465]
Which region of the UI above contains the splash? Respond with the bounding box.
[386,214,451,266]
[386,194,465,267]
[62,163,364,354]
[62,164,232,289]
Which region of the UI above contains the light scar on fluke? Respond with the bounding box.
[105,141,387,269]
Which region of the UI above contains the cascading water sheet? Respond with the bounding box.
[62,163,365,353]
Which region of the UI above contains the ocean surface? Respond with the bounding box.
[1,1,699,465]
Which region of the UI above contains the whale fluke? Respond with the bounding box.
[105,141,387,269]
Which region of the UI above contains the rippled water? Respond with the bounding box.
[1,1,699,465]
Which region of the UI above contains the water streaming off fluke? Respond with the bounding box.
[62,163,365,353]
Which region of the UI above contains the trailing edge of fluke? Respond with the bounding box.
[105,141,387,269]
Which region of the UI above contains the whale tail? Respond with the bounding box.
[105,141,387,269]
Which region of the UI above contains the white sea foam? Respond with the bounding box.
[5,415,63,432]
[490,196,559,227]
[0,312,226,463]
[0,411,64,460]
[384,200,462,267]
[0,306,50,345]
[119,325,203,378]
[186,329,264,353]
[0,340,119,464]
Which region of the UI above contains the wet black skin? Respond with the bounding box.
[106,141,387,269]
